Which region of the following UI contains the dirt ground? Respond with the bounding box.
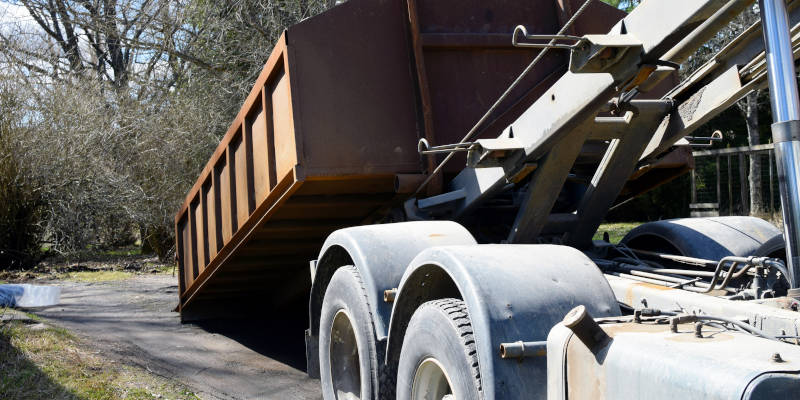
[23,274,322,400]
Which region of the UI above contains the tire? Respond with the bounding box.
[754,234,786,260]
[396,299,482,400]
[319,266,378,400]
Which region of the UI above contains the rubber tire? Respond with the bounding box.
[319,266,378,400]
[396,299,482,400]
[754,234,786,260]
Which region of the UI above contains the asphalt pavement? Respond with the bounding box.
[31,274,322,400]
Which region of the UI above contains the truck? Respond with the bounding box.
[173,0,800,398]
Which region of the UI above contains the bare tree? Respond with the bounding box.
[0,0,325,261]
[737,91,764,215]
[683,6,766,216]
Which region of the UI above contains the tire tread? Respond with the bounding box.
[320,265,380,400]
[423,298,482,393]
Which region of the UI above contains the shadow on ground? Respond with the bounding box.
[0,325,78,399]
[193,303,310,372]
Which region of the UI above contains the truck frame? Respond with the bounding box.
[175,0,800,398]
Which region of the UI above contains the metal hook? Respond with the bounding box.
[685,130,724,147]
[417,138,475,155]
[512,25,583,50]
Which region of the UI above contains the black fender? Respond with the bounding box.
[621,216,782,259]
[753,234,787,260]
[385,244,620,400]
[306,221,476,377]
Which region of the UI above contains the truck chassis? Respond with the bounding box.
[177,0,800,398]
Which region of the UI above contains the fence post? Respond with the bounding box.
[739,152,748,214]
[716,156,721,211]
[728,155,733,215]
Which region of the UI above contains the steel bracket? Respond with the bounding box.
[569,34,644,74]
[467,138,526,167]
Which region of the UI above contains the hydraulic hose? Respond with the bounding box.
[670,314,778,341]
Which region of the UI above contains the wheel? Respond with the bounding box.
[397,299,482,400]
[319,266,378,400]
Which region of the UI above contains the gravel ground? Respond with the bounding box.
[27,274,322,400]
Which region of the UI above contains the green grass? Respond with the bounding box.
[23,312,43,322]
[0,309,198,400]
[592,222,642,244]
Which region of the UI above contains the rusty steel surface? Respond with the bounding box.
[174,0,424,315]
[413,0,626,173]
[173,0,642,317]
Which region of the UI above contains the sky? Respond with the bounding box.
[0,1,33,35]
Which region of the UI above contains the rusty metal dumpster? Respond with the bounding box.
[175,0,625,320]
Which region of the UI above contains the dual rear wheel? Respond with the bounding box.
[319,268,481,400]
[397,299,482,400]
[319,266,377,400]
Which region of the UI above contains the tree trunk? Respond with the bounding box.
[144,225,173,262]
[139,224,154,255]
[744,91,763,215]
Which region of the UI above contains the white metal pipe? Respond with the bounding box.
[760,0,800,289]
[761,0,800,122]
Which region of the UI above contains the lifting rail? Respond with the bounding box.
[411,0,800,260]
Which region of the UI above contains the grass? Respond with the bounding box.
[22,312,42,322]
[0,254,176,284]
[60,271,135,283]
[592,222,642,244]
[0,309,198,400]
[147,263,174,275]
[57,264,175,283]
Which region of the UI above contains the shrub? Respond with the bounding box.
[0,127,43,269]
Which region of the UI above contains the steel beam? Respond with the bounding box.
[508,123,592,243]
[419,0,733,242]
[564,101,673,248]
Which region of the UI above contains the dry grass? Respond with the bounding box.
[59,271,136,283]
[0,309,197,400]
[0,255,174,284]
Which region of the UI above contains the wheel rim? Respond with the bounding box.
[329,310,361,400]
[411,358,454,400]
